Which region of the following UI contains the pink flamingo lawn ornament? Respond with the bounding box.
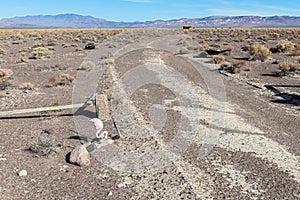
[90,118,108,139]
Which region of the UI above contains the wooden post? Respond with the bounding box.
[96,94,111,121]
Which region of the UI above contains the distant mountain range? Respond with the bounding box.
[0,14,300,28]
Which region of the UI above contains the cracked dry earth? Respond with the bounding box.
[0,29,299,199]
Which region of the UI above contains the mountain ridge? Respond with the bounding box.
[0,14,300,28]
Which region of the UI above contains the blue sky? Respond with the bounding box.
[0,0,299,21]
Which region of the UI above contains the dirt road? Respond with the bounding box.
[84,30,299,199]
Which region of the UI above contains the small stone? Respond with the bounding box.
[108,191,113,196]
[18,170,27,177]
[60,165,69,172]
[85,143,96,152]
[69,145,91,167]
[83,142,92,148]
[109,133,120,140]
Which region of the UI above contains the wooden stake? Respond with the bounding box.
[96,94,111,121]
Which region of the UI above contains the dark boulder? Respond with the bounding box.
[85,43,95,50]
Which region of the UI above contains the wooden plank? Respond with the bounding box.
[96,94,111,121]
[0,103,85,116]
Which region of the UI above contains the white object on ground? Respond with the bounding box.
[18,170,27,177]
[90,118,108,139]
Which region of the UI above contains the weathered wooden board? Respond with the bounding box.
[0,103,84,116]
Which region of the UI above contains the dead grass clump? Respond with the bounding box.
[47,39,57,46]
[249,43,271,61]
[13,32,24,40]
[0,69,13,90]
[32,42,45,48]
[19,47,31,53]
[46,77,59,87]
[279,61,300,72]
[0,47,5,55]
[212,55,225,64]
[19,57,29,63]
[276,40,295,53]
[28,133,57,157]
[219,62,241,74]
[19,82,34,90]
[59,74,75,85]
[46,74,75,87]
[227,45,234,50]
[270,32,280,38]
[290,50,300,56]
[31,47,52,59]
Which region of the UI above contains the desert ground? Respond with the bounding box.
[0,28,299,199]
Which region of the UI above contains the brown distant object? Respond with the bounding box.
[183,24,192,29]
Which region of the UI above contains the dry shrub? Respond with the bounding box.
[0,69,13,90]
[212,55,225,64]
[224,45,234,56]
[290,50,300,56]
[31,47,52,59]
[59,74,75,85]
[233,61,247,68]
[28,133,57,157]
[32,42,45,48]
[226,45,234,51]
[276,40,295,53]
[13,32,24,40]
[0,47,5,55]
[219,62,241,74]
[279,61,300,72]
[46,77,59,87]
[47,39,57,46]
[19,82,34,90]
[270,32,280,38]
[249,43,271,61]
[46,74,75,87]
[74,38,81,42]
[19,47,31,53]
[20,57,29,63]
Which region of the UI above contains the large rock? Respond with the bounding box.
[69,145,91,167]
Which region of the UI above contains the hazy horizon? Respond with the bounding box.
[0,0,299,22]
[1,13,300,23]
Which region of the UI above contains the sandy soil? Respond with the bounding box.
[0,28,299,199]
